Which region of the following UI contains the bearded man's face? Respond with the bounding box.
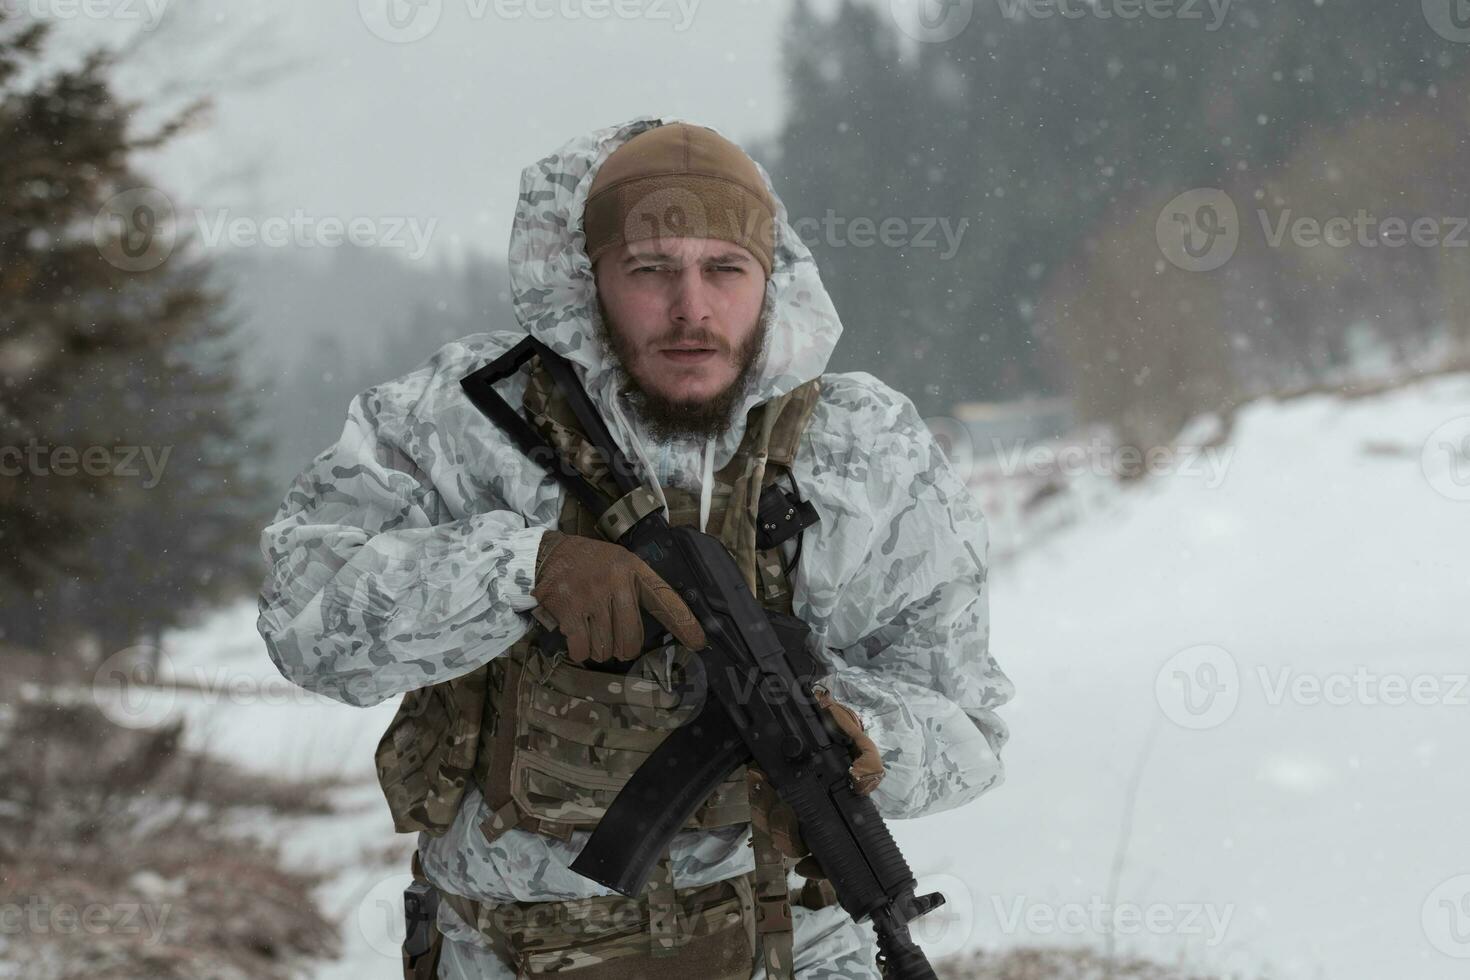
[592,236,770,442]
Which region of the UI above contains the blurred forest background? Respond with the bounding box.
[9,0,1469,652]
[3,1,1469,976]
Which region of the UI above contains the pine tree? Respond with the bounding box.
[774,0,1470,431]
[0,10,270,653]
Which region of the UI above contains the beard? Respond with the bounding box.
[593,292,773,443]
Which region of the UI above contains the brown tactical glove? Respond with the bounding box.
[769,685,887,880]
[815,686,885,798]
[529,529,707,664]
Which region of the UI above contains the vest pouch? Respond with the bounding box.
[440,872,758,980]
[375,666,491,835]
[505,643,750,833]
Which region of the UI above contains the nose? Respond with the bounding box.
[668,266,713,327]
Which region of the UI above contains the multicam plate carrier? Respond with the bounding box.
[378,347,829,978]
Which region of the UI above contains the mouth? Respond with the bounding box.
[660,348,718,365]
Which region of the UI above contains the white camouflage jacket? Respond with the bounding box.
[257,117,1013,930]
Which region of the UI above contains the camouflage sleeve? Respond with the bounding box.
[806,384,1014,821]
[256,386,546,709]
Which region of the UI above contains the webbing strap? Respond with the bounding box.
[746,767,795,980]
[437,888,520,971]
[647,849,680,956]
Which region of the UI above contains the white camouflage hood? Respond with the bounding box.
[506,116,844,531]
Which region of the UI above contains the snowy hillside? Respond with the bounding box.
[910,371,1470,979]
[153,371,1470,979]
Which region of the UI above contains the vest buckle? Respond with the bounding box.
[527,647,564,686]
[597,484,664,541]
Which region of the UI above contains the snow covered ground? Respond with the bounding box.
[144,371,1470,979]
[909,371,1470,979]
[118,603,416,978]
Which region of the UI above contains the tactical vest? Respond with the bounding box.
[376,353,825,979]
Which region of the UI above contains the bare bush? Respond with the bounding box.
[0,694,343,979]
[937,945,1243,980]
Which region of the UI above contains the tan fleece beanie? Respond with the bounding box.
[583,122,777,277]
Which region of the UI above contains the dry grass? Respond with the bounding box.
[936,946,1246,980]
[0,690,344,979]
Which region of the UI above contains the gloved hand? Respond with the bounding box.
[762,684,886,880]
[529,529,707,664]
[814,686,885,798]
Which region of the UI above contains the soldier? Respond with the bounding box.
[257,118,1014,979]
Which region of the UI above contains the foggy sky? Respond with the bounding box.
[49,0,807,269]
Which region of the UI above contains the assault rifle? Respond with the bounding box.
[460,335,946,979]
